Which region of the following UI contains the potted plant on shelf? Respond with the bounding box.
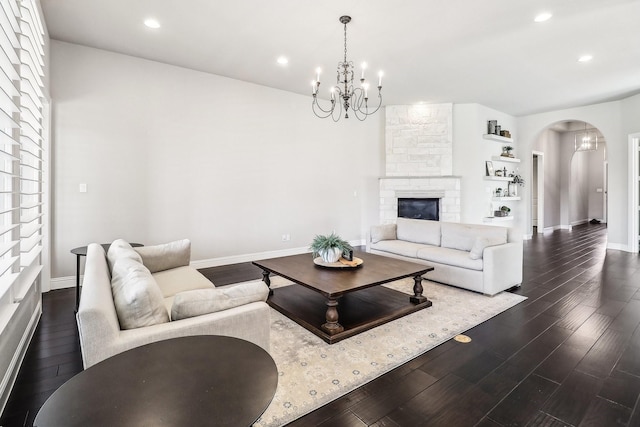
[508,173,525,196]
[501,146,514,157]
[310,233,353,263]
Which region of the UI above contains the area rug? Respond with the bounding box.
[251,277,527,427]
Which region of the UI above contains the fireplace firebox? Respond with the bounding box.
[397,198,439,221]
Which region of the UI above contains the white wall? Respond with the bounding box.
[532,129,561,229]
[453,104,522,230]
[569,149,590,225]
[50,41,383,278]
[587,143,606,221]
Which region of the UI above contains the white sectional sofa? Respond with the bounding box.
[76,239,271,368]
[368,218,522,295]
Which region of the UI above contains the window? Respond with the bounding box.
[0,0,45,314]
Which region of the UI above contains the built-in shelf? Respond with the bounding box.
[484,176,512,182]
[492,197,521,201]
[483,216,514,223]
[491,156,520,163]
[483,134,514,144]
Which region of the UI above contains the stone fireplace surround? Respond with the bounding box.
[380,104,461,224]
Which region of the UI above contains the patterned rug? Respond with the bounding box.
[252,276,527,427]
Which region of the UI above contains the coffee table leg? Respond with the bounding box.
[321,298,344,335]
[410,275,429,304]
[260,270,273,295]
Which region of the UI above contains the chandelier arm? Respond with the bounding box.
[312,99,337,119]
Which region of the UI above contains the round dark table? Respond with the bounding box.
[33,336,278,427]
[71,243,143,312]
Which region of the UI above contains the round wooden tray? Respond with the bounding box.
[313,256,364,269]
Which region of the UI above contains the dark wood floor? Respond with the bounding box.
[2,224,639,426]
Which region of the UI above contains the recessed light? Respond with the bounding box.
[144,18,160,29]
[277,56,289,65]
[578,55,593,63]
[534,12,552,23]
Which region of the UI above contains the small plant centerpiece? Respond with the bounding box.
[310,233,353,263]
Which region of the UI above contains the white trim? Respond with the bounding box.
[532,151,544,234]
[607,242,632,252]
[51,239,369,285]
[628,134,640,253]
[0,300,41,415]
[50,276,75,290]
[190,239,366,269]
[570,219,589,227]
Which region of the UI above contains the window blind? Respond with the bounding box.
[0,0,44,312]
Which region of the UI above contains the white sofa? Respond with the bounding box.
[368,218,522,295]
[76,239,271,368]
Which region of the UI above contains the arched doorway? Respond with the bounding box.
[531,121,607,233]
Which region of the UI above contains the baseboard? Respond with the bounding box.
[190,247,311,269]
[570,219,589,226]
[607,242,632,252]
[50,276,76,290]
[51,240,368,285]
[190,239,366,269]
[543,225,563,233]
[0,300,41,416]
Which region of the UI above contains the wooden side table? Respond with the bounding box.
[71,243,143,312]
[34,336,278,426]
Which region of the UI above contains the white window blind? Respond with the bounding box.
[0,0,44,311]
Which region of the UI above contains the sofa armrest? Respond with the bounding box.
[482,241,523,295]
[84,302,271,368]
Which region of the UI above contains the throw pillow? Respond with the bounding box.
[134,239,191,273]
[371,224,397,244]
[107,239,143,274]
[111,257,170,329]
[469,237,503,260]
[171,281,269,321]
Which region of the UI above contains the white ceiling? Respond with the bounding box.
[40,0,640,116]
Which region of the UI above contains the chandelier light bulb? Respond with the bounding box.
[378,71,384,87]
[315,68,321,82]
[361,62,367,79]
[330,87,335,101]
[363,83,370,98]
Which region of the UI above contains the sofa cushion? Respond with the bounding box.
[107,239,143,274]
[371,240,431,258]
[153,265,215,298]
[469,237,505,260]
[416,246,484,271]
[440,222,507,252]
[111,257,170,330]
[171,281,269,321]
[371,224,397,243]
[396,218,441,246]
[135,239,191,273]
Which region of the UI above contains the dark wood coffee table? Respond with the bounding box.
[33,336,278,427]
[253,251,434,344]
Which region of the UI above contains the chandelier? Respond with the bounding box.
[311,16,383,121]
[574,122,598,152]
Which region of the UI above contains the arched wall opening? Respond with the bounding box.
[530,120,607,234]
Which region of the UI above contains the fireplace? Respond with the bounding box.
[398,198,439,221]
